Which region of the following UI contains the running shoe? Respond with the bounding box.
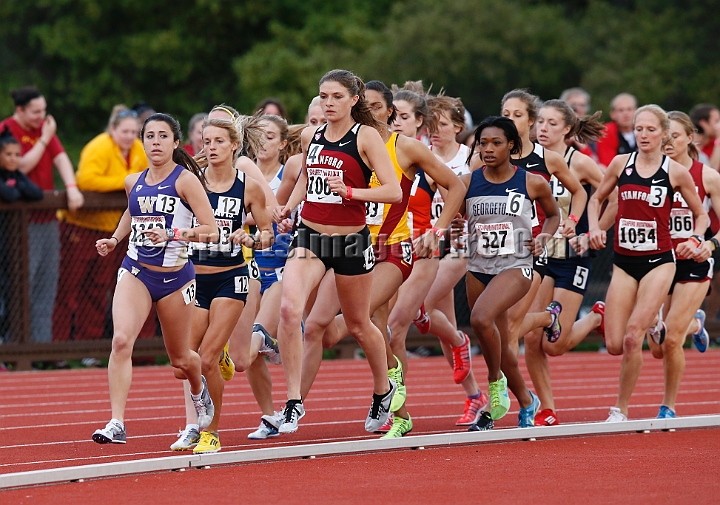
[591,301,605,338]
[279,399,305,434]
[365,380,397,432]
[376,413,394,433]
[192,376,215,430]
[170,424,200,450]
[412,303,431,334]
[488,373,511,420]
[649,305,666,345]
[193,431,221,454]
[544,301,562,343]
[534,408,559,426]
[254,323,282,365]
[692,309,709,353]
[605,407,628,422]
[92,419,126,444]
[381,415,413,439]
[518,391,540,428]
[219,341,235,381]
[451,332,472,384]
[248,414,281,440]
[656,405,676,419]
[388,357,406,412]
[456,392,489,426]
[468,411,494,431]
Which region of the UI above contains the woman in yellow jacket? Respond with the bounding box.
[53,106,148,341]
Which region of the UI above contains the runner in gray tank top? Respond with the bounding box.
[454,116,561,431]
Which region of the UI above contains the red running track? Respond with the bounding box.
[1,350,719,476]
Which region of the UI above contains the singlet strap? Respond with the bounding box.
[625,152,637,168]
[533,143,544,158]
[351,123,361,134]
[661,155,670,173]
[564,146,576,165]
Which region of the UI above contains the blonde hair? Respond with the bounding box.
[667,111,699,160]
[107,104,137,132]
[633,104,669,131]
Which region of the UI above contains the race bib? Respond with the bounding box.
[648,186,668,208]
[156,194,180,214]
[130,216,166,247]
[530,201,540,228]
[618,218,658,251]
[217,196,242,216]
[191,218,233,252]
[365,201,385,225]
[401,241,413,264]
[182,281,196,305]
[475,222,515,257]
[234,275,249,294]
[670,208,693,239]
[430,192,444,226]
[363,245,376,271]
[505,191,525,216]
[550,175,570,199]
[307,168,343,204]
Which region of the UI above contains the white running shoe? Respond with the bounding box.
[92,419,126,444]
[649,305,666,345]
[279,400,305,434]
[365,380,397,432]
[192,376,215,430]
[248,414,281,440]
[605,407,628,422]
[170,424,200,450]
[254,323,282,365]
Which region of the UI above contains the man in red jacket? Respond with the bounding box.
[596,93,637,168]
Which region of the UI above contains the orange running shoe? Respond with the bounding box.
[451,332,471,384]
[456,392,488,426]
[591,301,605,338]
[534,408,559,426]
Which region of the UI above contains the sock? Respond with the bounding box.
[186,423,199,430]
[191,391,202,401]
[468,393,480,400]
[111,418,124,429]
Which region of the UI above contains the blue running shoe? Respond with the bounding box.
[657,405,676,419]
[692,309,709,353]
[518,391,540,428]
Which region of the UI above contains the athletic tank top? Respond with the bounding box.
[188,170,247,267]
[547,147,591,259]
[301,123,372,226]
[127,165,193,267]
[366,133,413,246]
[671,159,705,257]
[614,153,673,256]
[429,144,471,225]
[513,143,550,237]
[407,168,434,238]
[256,165,292,269]
[466,167,534,275]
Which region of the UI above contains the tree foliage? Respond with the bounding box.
[0,0,718,149]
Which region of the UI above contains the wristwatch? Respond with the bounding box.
[710,237,720,251]
[166,228,175,242]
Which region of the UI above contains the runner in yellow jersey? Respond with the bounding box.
[298,80,466,438]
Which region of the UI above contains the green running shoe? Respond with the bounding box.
[388,356,406,412]
[381,414,413,438]
[488,373,510,420]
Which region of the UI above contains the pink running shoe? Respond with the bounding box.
[451,332,472,384]
[456,392,489,426]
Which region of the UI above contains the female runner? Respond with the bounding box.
[519,100,615,425]
[587,105,708,422]
[645,111,720,418]
[386,84,488,427]
[92,113,218,444]
[169,116,274,453]
[274,69,402,433]
[298,80,465,438]
[500,90,587,354]
[461,116,560,431]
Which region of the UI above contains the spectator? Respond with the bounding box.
[560,87,591,117]
[54,105,148,341]
[560,87,598,160]
[0,86,83,343]
[131,101,156,124]
[689,103,720,166]
[0,127,43,344]
[183,112,207,156]
[596,92,637,168]
[0,127,43,202]
[255,97,287,118]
